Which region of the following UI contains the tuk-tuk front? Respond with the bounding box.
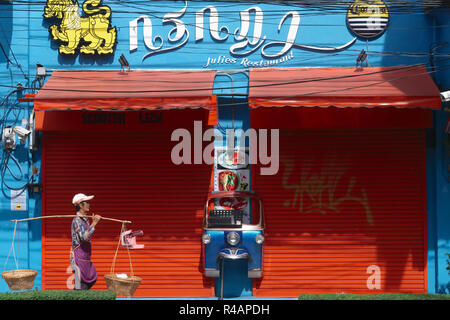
[201,191,265,279]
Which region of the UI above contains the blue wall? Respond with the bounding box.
[0,0,448,294]
[0,0,42,292]
[27,0,434,70]
[426,8,450,294]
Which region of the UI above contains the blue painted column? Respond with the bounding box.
[214,96,251,298]
[212,72,252,298]
[428,109,450,293]
[426,9,450,293]
[0,106,41,292]
[0,0,42,292]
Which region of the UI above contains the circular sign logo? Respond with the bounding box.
[347,0,389,39]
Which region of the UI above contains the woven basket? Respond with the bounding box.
[2,270,38,291]
[104,274,142,297]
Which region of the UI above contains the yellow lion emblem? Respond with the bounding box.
[44,0,116,55]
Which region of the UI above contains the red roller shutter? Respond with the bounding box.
[41,115,214,297]
[253,129,427,297]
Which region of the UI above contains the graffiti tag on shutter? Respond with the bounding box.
[281,155,373,226]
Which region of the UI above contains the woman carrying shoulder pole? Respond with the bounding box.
[70,193,102,290]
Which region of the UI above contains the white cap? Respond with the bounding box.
[72,193,94,205]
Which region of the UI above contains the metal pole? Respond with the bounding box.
[219,258,224,300]
[10,214,132,224]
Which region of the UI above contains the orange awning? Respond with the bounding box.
[248,65,442,110]
[33,69,217,123]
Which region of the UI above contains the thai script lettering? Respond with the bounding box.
[82,113,125,124]
[349,4,388,14]
[129,1,356,62]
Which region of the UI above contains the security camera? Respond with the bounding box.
[13,126,31,144]
[440,90,450,102]
[13,126,31,137]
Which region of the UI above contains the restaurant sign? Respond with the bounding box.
[43,0,390,67]
[128,1,361,66]
[129,2,359,62]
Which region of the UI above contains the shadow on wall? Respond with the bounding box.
[377,13,433,290]
[379,12,434,67]
[374,11,436,99]
[378,12,437,292]
[0,2,12,64]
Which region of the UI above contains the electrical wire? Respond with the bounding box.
[1,0,449,63]
[0,61,448,113]
[0,62,444,94]
[4,0,450,13]
[0,52,446,190]
[0,15,443,75]
[0,1,447,202]
[1,0,450,20]
[216,62,450,108]
[0,86,36,196]
[0,24,29,82]
[1,3,450,97]
[0,148,36,197]
[0,52,449,98]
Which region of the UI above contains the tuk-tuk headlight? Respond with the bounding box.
[255,234,265,244]
[227,232,240,246]
[202,233,211,245]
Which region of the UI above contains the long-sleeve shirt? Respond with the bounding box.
[71,213,95,248]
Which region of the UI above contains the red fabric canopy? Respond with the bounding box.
[248,65,442,110]
[33,70,217,111]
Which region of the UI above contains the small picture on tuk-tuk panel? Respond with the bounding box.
[216,148,249,170]
[218,170,239,191]
[217,170,249,191]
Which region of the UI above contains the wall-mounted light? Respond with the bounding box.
[119,54,130,72]
[356,49,369,68]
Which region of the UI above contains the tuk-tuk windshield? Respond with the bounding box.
[203,193,263,230]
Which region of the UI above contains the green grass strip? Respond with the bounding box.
[0,290,116,300]
[298,293,450,300]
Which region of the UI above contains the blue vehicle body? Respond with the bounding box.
[202,191,264,279]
